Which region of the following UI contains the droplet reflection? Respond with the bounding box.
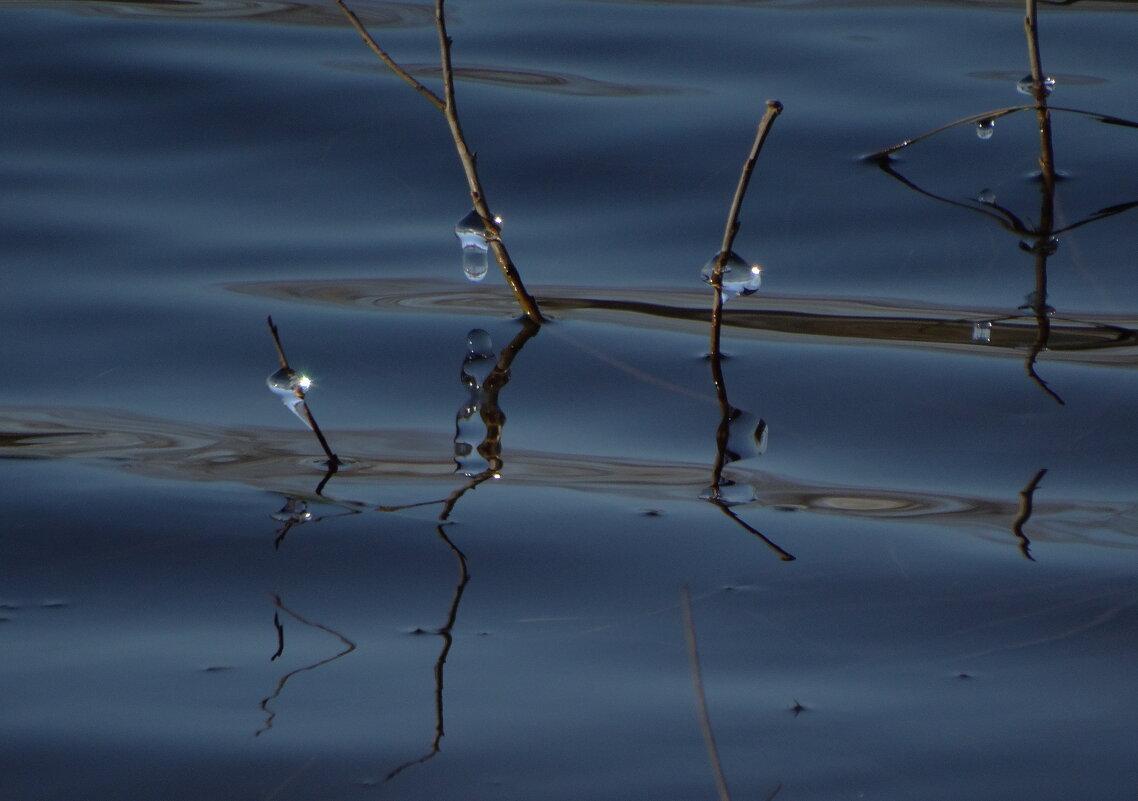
[975,118,995,140]
[455,329,497,476]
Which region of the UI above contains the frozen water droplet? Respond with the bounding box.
[976,118,995,140]
[977,189,997,205]
[267,366,314,428]
[700,251,762,300]
[1016,74,1055,97]
[455,209,494,282]
[972,321,993,343]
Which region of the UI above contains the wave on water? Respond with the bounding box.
[3,404,1136,552]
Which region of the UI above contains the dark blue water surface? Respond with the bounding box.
[4,1,1138,799]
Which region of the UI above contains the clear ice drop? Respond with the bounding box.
[700,251,762,300]
[455,209,494,283]
[267,366,314,429]
[1016,74,1055,97]
[976,118,995,140]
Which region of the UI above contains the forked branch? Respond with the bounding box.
[335,0,544,323]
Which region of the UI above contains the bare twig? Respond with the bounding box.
[334,0,444,110]
[334,0,544,324]
[680,585,733,801]
[716,99,784,268]
[266,316,341,467]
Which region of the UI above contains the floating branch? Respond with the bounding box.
[335,0,544,324]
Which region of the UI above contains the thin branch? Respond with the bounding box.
[333,0,543,323]
[434,0,544,323]
[718,100,784,262]
[334,0,445,111]
[266,316,341,467]
[681,585,733,801]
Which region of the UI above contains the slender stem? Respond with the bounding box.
[434,0,544,323]
[717,100,784,266]
[267,315,289,368]
[334,0,445,111]
[681,585,733,801]
[1025,0,1044,92]
[266,316,341,466]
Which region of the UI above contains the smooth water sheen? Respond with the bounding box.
[3,1,1138,799]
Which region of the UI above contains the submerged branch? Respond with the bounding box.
[681,585,733,801]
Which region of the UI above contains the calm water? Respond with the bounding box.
[4,1,1138,799]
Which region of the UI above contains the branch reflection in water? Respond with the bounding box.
[255,593,357,737]
[866,0,1138,405]
[377,321,537,780]
[699,101,794,562]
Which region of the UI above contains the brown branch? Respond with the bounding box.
[681,585,733,801]
[333,0,543,323]
[717,100,784,266]
[434,0,544,323]
[334,0,445,111]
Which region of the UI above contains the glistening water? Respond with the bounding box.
[3,1,1138,799]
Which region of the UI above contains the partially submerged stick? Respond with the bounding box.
[680,585,733,801]
[266,316,341,467]
[335,0,544,324]
[710,100,782,358]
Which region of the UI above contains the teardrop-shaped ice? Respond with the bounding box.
[976,118,995,140]
[455,209,491,282]
[267,366,314,428]
[700,251,762,300]
[267,366,310,397]
[1016,74,1055,97]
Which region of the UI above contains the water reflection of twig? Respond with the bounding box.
[335,0,543,324]
[680,585,733,801]
[381,320,537,780]
[385,524,469,781]
[867,0,1138,405]
[1011,468,1047,562]
[256,593,357,737]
